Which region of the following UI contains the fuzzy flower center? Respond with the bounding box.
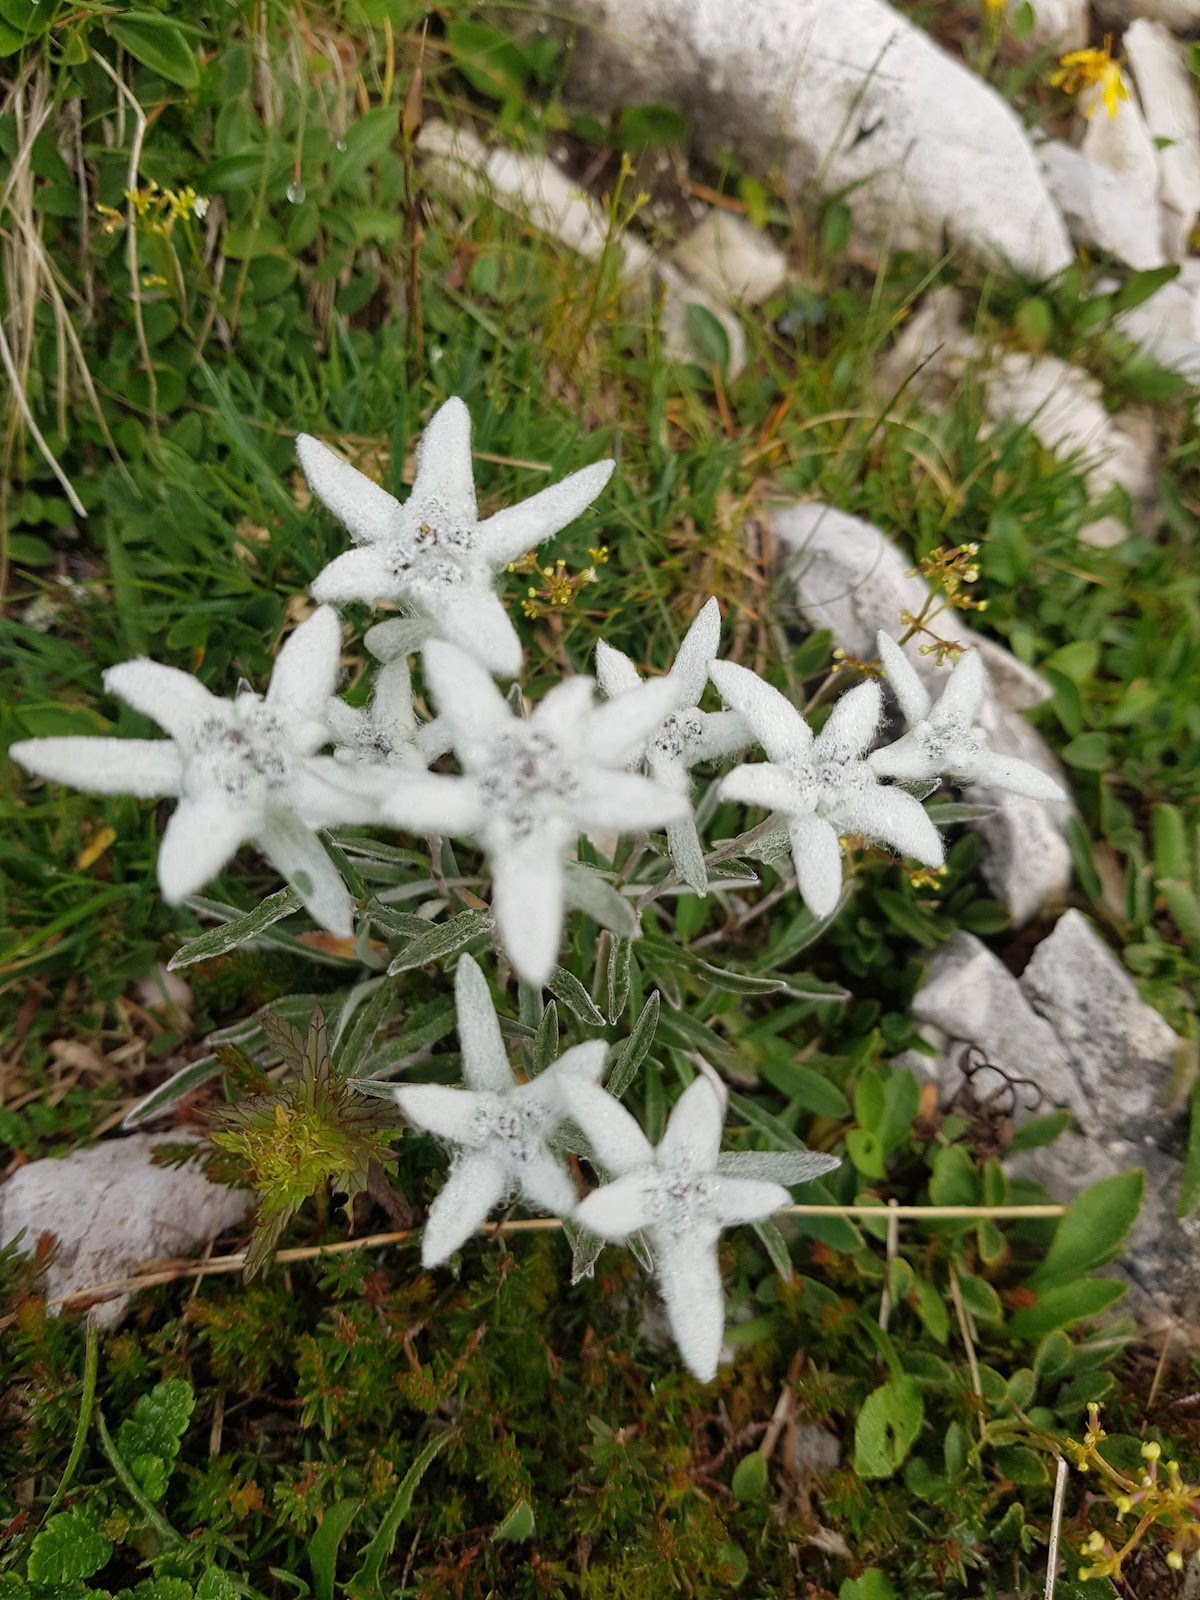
[646,1157,715,1239]
[187,698,294,805]
[652,710,705,763]
[478,728,580,842]
[389,495,474,586]
[915,716,983,763]
[789,753,872,817]
[472,1092,545,1166]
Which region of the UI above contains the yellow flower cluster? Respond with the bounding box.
[1067,1405,1200,1580]
[97,179,209,238]
[509,545,608,620]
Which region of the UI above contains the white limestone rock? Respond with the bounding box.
[1080,78,1161,206]
[1125,20,1200,261]
[418,119,747,374]
[0,1133,250,1328]
[1038,139,1167,270]
[1009,0,1089,47]
[1115,258,1200,383]
[514,0,1072,278]
[1096,0,1200,24]
[670,211,788,305]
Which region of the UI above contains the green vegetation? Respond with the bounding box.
[2,2,1199,1595]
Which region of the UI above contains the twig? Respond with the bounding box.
[1045,1454,1069,1600]
[948,1261,985,1445]
[0,1203,1066,1330]
[877,1199,900,1333]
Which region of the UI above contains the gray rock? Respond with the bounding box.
[898,911,1193,1325]
[1126,20,1200,259]
[1020,909,1186,1139]
[790,1424,842,1476]
[1115,258,1200,386]
[510,0,1072,278]
[769,501,1074,924]
[0,1134,250,1328]
[1007,0,1089,46]
[1097,0,1200,24]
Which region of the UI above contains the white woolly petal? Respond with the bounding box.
[691,709,753,764]
[669,598,722,706]
[788,816,844,918]
[372,657,418,742]
[933,649,986,729]
[709,659,811,764]
[594,639,642,700]
[867,733,940,783]
[157,795,253,904]
[957,748,1068,802]
[546,1040,609,1086]
[363,615,435,663]
[667,815,708,895]
[103,659,217,741]
[420,1151,509,1267]
[311,545,401,606]
[657,1076,725,1175]
[409,396,478,525]
[413,716,454,764]
[516,1147,579,1217]
[813,681,882,765]
[835,786,945,869]
[719,762,801,815]
[572,1171,653,1240]
[534,677,597,743]
[708,1177,790,1227]
[391,1082,487,1143]
[290,759,388,827]
[656,1236,725,1383]
[489,839,566,987]
[256,813,355,935]
[297,433,401,544]
[421,584,523,680]
[559,1077,654,1176]
[876,631,931,727]
[380,772,485,836]
[10,736,182,798]
[268,607,342,719]
[455,954,515,1094]
[574,770,689,833]
[473,459,614,568]
[422,640,512,753]
[586,677,686,768]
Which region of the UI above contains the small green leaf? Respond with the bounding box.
[167,887,302,970]
[731,1450,769,1503]
[109,16,201,90]
[546,966,605,1025]
[308,1499,359,1600]
[1030,1171,1144,1286]
[853,1378,924,1479]
[615,102,689,150]
[386,910,491,975]
[117,1379,195,1480]
[492,1498,535,1541]
[347,1431,449,1598]
[1179,1076,1200,1218]
[27,1509,112,1583]
[605,992,660,1099]
[1006,1277,1127,1340]
[683,303,731,376]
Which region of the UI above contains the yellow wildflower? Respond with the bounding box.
[1050,40,1129,119]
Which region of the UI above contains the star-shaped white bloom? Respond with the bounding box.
[378,641,690,986]
[9,608,381,936]
[392,954,607,1267]
[563,1075,792,1382]
[710,660,944,919]
[868,632,1067,802]
[300,397,614,678]
[326,655,451,771]
[595,598,751,893]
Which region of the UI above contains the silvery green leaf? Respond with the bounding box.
[168,887,302,969]
[751,1217,793,1283]
[606,991,660,1099]
[566,1219,605,1284]
[386,910,492,974]
[716,1150,843,1185]
[563,863,641,940]
[122,1055,222,1129]
[606,936,632,1024]
[533,1000,560,1074]
[546,966,605,1025]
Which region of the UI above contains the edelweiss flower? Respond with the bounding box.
[595,598,751,893]
[869,632,1066,802]
[300,397,614,678]
[392,954,607,1266]
[379,642,690,985]
[9,608,380,935]
[711,660,944,918]
[563,1075,792,1381]
[326,656,450,770]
